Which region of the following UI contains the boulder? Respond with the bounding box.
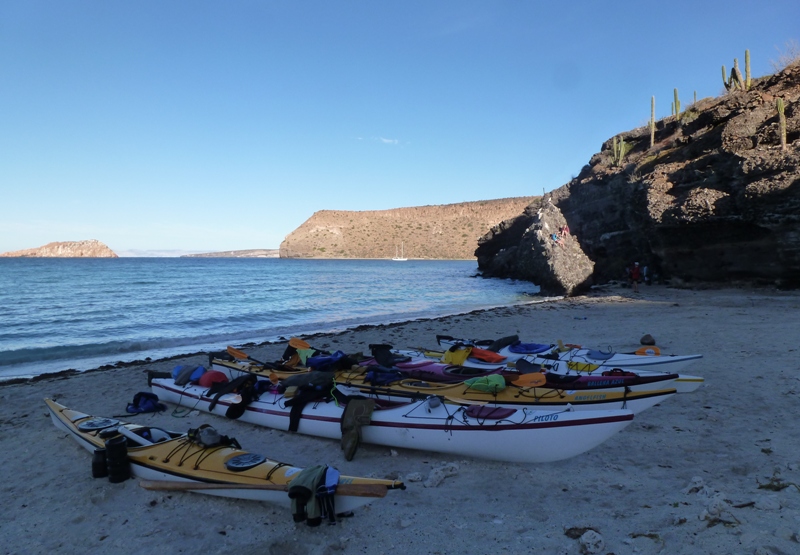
[477,199,594,296]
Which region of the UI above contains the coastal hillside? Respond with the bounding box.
[279,197,538,259]
[0,240,118,258]
[182,249,280,258]
[477,56,800,288]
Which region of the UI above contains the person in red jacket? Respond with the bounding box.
[630,262,641,293]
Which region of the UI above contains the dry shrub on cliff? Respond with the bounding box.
[770,39,800,72]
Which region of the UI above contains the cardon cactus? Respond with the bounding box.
[649,96,655,148]
[745,49,751,89]
[611,136,632,167]
[777,98,787,151]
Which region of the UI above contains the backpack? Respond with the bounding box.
[126,392,167,414]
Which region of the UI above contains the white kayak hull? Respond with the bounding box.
[150,379,635,464]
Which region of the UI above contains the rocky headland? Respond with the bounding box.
[0,240,118,258]
[476,59,800,295]
[279,197,537,259]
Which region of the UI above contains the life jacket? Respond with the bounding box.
[282,374,335,432]
[207,374,258,412]
[442,345,472,365]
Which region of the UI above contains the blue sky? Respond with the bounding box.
[2,1,798,255]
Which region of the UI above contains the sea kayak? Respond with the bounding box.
[208,358,678,414]
[45,398,403,513]
[149,378,636,464]
[432,336,704,393]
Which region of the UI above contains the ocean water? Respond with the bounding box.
[0,258,539,381]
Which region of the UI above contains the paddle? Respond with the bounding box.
[138,480,389,498]
[227,346,266,366]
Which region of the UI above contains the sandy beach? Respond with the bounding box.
[3,284,800,555]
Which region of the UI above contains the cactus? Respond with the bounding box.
[650,96,655,148]
[732,58,745,90]
[722,65,729,90]
[694,90,697,104]
[674,88,681,120]
[777,98,787,151]
[611,135,632,167]
[745,49,751,89]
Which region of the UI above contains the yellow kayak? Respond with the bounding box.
[45,398,404,515]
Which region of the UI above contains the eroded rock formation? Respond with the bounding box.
[477,62,800,290]
[477,200,594,296]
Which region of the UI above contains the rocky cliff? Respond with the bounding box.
[477,61,800,290]
[280,197,538,259]
[0,240,118,258]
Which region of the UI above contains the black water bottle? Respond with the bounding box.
[91,448,108,478]
[104,435,130,483]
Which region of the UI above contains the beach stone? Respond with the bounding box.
[578,530,605,554]
[404,472,424,482]
[424,462,459,488]
[706,494,730,516]
[640,334,656,345]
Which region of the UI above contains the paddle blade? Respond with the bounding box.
[511,373,547,387]
[227,346,249,360]
[288,337,311,350]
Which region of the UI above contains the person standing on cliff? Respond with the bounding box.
[630,262,641,293]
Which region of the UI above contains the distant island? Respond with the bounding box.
[181,249,280,258]
[0,240,118,258]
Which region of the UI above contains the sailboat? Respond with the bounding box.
[392,242,408,261]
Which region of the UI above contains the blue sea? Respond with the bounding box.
[0,258,540,381]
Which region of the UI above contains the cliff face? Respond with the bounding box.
[280,197,538,259]
[0,240,118,258]
[477,62,800,288]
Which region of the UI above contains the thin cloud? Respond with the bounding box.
[376,137,399,145]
